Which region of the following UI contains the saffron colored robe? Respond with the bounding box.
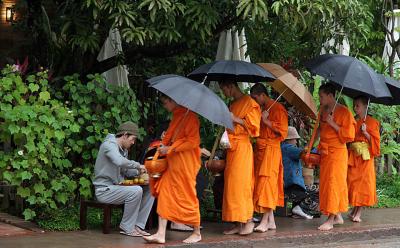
[222,95,261,223]
[319,104,355,215]
[347,116,380,207]
[254,99,288,212]
[156,106,201,226]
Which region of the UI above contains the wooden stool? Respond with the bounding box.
[79,198,123,234]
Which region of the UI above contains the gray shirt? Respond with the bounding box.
[93,134,140,187]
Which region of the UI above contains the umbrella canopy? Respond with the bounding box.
[258,63,318,119]
[304,54,392,100]
[187,60,276,83]
[147,74,234,130]
[373,75,400,105]
[97,28,130,88]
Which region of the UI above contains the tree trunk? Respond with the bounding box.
[387,154,393,175]
[377,155,384,175]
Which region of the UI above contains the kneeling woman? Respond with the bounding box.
[144,94,202,244]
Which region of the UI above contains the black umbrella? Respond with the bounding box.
[187,60,276,83]
[373,75,400,105]
[147,74,234,130]
[304,54,392,100]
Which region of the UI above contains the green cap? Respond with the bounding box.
[116,121,139,136]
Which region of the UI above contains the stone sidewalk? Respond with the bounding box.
[0,208,400,247]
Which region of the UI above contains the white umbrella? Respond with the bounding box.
[383,9,400,69]
[216,28,250,62]
[212,28,251,90]
[97,29,130,88]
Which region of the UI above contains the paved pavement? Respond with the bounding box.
[0,222,33,237]
[0,208,400,247]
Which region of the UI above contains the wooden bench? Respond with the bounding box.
[79,198,123,234]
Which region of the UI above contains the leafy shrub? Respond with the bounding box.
[0,67,145,221]
[0,66,80,220]
[37,204,122,231]
[376,174,400,208]
[54,74,146,198]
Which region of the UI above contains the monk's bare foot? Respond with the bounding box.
[223,225,240,235]
[254,223,268,233]
[318,221,333,231]
[333,214,344,225]
[348,207,356,220]
[183,233,201,243]
[351,216,362,222]
[239,221,254,235]
[266,223,276,230]
[143,233,165,244]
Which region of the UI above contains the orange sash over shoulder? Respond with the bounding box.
[318,104,355,215]
[222,95,261,223]
[347,116,379,207]
[254,99,288,212]
[155,106,201,226]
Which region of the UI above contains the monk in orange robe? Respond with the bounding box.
[144,94,202,244]
[347,95,379,222]
[219,81,261,235]
[315,83,355,231]
[250,83,288,232]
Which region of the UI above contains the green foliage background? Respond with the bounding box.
[0,67,145,220]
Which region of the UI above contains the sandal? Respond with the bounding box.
[119,230,142,237]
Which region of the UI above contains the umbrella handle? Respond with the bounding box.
[332,85,344,115]
[363,98,370,122]
[265,88,289,112]
[207,127,224,164]
[201,75,208,84]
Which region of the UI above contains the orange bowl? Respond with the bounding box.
[144,156,168,178]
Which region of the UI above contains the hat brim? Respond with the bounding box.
[116,131,138,137]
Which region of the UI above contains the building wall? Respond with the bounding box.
[0,0,22,65]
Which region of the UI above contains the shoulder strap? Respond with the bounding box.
[170,109,190,143]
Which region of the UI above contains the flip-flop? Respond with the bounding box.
[120,230,142,237]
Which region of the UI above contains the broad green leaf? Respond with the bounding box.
[23,209,36,220]
[39,91,51,102]
[17,186,31,197]
[28,83,40,92]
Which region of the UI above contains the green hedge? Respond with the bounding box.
[0,66,145,220]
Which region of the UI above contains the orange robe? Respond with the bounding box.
[347,116,379,207]
[254,99,288,212]
[318,104,355,215]
[156,106,201,226]
[222,95,261,223]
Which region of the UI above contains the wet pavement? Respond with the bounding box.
[0,208,400,247]
[0,222,33,237]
